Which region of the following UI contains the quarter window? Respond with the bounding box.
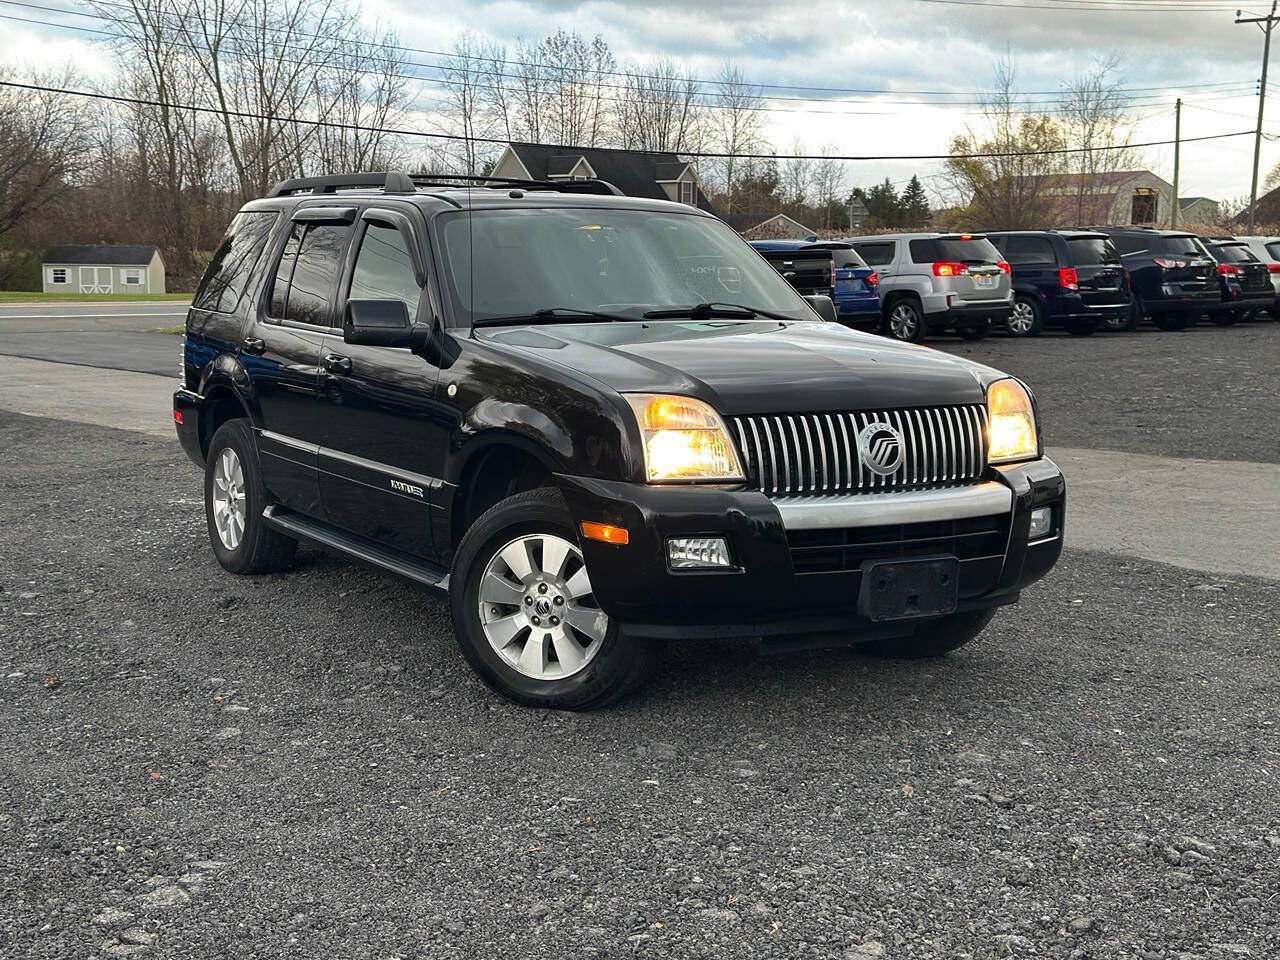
[348,222,422,315]
[854,242,895,266]
[194,211,279,313]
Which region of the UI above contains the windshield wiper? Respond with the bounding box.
[642,301,795,323]
[473,307,637,328]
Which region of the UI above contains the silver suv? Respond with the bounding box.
[847,233,1014,342]
[1231,236,1280,315]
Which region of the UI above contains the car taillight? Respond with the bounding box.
[831,263,837,289]
[866,271,879,288]
[933,262,967,277]
[1267,263,1280,274]
[1058,267,1079,291]
[997,261,1011,275]
[1152,257,1187,270]
[1217,263,1243,276]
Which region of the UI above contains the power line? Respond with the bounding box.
[909,0,1251,10]
[0,79,1257,161]
[0,0,1258,105]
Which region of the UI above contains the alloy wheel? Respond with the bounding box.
[211,447,247,550]
[1008,300,1036,335]
[889,303,919,340]
[477,534,608,681]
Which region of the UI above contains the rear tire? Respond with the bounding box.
[883,298,927,343]
[1063,318,1097,337]
[204,419,297,575]
[858,609,996,659]
[450,488,660,710]
[1006,296,1043,337]
[1152,313,1191,331]
[1106,296,1142,332]
[955,318,991,341]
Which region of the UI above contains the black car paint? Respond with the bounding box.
[1200,240,1274,315]
[986,230,1130,329]
[1094,227,1219,319]
[176,188,1063,638]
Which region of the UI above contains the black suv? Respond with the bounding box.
[174,171,1065,709]
[1093,227,1217,331]
[1199,237,1273,325]
[985,230,1129,337]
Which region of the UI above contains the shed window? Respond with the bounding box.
[51,268,68,284]
[680,180,694,205]
[123,269,143,285]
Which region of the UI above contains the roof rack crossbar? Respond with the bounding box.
[407,173,625,197]
[268,171,416,198]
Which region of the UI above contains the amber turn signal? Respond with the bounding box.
[580,521,629,545]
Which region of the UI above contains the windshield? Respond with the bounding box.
[439,208,813,326]
[1066,237,1121,265]
[1213,243,1258,264]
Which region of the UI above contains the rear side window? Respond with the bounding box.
[830,248,867,269]
[1212,244,1257,264]
[1266,241,1280,261]
[1110,234,1146,256]
[1066,237,1121,265]
[269,223,351,326]
[853,241,895,266]
[193,211,279,313]
[910,237,1001,264]
[1002,235,1056,265]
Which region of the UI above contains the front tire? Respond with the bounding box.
[1063,318,1097,337]
[204,419,297,574]
[1006,297,1043,337]
[955,318,991,340]
[858,609,995,659]
[883,299,927,342]
[450,488,659,709]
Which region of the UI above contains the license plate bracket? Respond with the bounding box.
[858,556,959,622]
[974,274,996,289]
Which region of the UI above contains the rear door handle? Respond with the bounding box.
[324,353,352,375]
[242,336,265,355]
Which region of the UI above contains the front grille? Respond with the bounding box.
[729,405,988,497]
[788,513,1009,574]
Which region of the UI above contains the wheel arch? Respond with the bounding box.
[447,431,561,550]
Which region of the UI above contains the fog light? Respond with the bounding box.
[667,537,732,570]
[1029,507,1053,541]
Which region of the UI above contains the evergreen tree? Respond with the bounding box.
[900,175,931,226]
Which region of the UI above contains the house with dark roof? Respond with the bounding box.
[491,141,716,213]
[1178,196,1221,224]
[41,244,166,294]
[1032,170,1174,228]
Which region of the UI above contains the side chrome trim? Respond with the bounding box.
[316,445,444,491]
[260,429,318,455]
[774,481,1013,530]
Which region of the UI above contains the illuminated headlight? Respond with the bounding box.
[667,537,732,569]
[625,394,744,482]
[986,378,1039,464]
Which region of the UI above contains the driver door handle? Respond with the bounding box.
[324,353,352,375]
[242,336,265,355]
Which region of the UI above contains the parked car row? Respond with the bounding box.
[753,227,1280,342]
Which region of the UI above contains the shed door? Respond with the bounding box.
[79,266,113,293]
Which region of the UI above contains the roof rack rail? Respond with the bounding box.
[407,173,625,197]
[268,171,416,198]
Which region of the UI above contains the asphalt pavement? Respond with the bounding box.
[1,313,1279,958]
[0,301,189,377]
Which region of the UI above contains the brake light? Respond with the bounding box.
[1267,263,1280,274]
[1058,267,1079,291]
[933,262,967,277]
[997,261,1011,275]
[866,271,879,288]
[831,262,837,290]
[1152,257,1187,270]
[1217,263,1243,276]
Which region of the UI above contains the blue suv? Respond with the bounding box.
[986,230,1130,337]
[750,240,881,327]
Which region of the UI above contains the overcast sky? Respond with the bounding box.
[2,0,1276,203]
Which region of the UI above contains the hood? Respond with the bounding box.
[477,320,997,415]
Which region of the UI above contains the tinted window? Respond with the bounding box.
[909,237,1001,264]
[831,248,868,269]
[349,223,423,314]
[1003,235,1056,265]
[1110,234,1146,256]
[1212,244,1258,263]
[439,208,812,325]
[269,223,304,318]
[284,224,350,326]
[1158,236,1204,256]
[193,211,279,313]
[853,242,895,266]
[1266,241,1280,261]
[1066,237,1121,265]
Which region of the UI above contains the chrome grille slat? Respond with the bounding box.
[730,404,987,498]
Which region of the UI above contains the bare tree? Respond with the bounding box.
[811,146,846,230]
[440,31,489,174]
[780,137,812,210]
[1060,53,1136,226]
[616,57,704,153]
[708,63,765,213]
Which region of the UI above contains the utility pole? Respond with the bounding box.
[1172,98,1182,229]
[1238,1,1279,234]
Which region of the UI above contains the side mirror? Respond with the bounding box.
[343,299,413,347]
[803,294,838,323]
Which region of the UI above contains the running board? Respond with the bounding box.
[262,506,450,596]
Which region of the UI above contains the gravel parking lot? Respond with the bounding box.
[2,322,1279,959]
